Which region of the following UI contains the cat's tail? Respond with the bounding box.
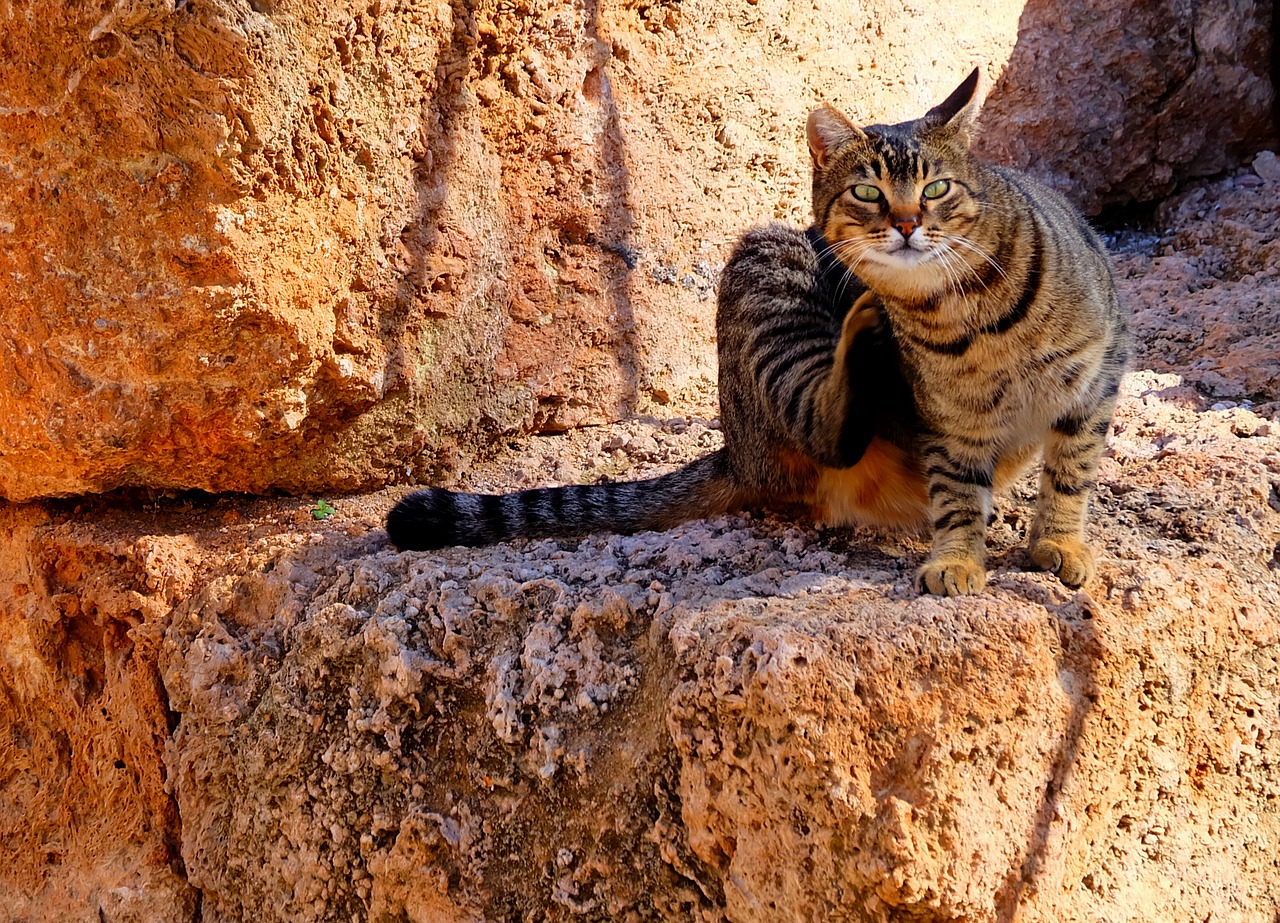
[385,448,745,551]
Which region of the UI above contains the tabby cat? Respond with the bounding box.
[386,68,1130,596]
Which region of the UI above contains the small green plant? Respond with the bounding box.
[311,499,337,520]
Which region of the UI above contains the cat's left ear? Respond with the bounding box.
[922,67,984,146]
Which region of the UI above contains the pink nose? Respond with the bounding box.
[893,217,920,238]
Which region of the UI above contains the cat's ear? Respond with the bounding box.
[923,67,984,145]
[807,106,865,167]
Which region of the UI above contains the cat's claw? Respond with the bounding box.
[915,557,987,596]
[1030,538,1095,588]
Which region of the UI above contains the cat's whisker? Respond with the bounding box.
[827,240,878,306]
[809,236,877,310]
[941,243,978,294]
[946,235,1010,283]
[815,240,861,263]
[830,261,863,307]
[827,238,879,272]
[931,244,965,295]
[813,236,871,263]
[945,251,969,295]
[928,237,984,293]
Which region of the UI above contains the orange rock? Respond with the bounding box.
[12,0,1268,500]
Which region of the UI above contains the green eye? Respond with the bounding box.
[851,184,882,203]
[922,179,951,199]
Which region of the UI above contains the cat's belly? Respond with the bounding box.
[813,437,929,528]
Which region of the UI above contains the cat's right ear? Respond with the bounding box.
[807,107,864,168]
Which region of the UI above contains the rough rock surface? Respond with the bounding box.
[2,0,1272,501]
[0,507,201,921]
[4,371,1278,922]
[975,0,1276,214]
[3,166,1280,920]
[156,371,1280,923]
[1119,158,1280,403]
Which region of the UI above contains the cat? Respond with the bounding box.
[386,68,1130,596]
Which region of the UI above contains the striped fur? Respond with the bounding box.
[388,68,1129,597]
[713,225,923,525]
[385,451,742,550]
[807,68,1130,594]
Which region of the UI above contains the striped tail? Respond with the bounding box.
[385,449,743,551]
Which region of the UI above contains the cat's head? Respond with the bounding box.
[807,68,988,301]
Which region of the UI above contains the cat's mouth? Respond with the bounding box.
[875,241,936,266]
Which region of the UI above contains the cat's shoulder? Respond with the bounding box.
[985,163,1108,250]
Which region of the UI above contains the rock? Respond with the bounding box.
[975,0,1275,213]
[2,6,1279,917]
[4,360,1279,919]
[2,1,512,500]
[0,0,1024,501]
[1117,171,1280,403]
[3,0,1270,499]
[1254,151,1280,183]
[0,508,201,921]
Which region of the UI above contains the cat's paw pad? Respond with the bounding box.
[915,557,987,596]
[1030,538,1095,588]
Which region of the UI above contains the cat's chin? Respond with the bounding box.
[857,249,951,299]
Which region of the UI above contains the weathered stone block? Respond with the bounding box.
[9,0,1269,499]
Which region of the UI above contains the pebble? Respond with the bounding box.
[630,434,660,456]
[1253,150,1280,183]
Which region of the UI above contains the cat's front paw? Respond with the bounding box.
[1030,537,1095,588]
[915,556,987,596]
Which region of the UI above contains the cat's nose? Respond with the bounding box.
[893,217,921,238]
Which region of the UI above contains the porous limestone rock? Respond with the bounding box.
[1,3,1278,917]
[0,508,200,922]
[7,164,1280,913]
[0,0,1024,501]
[4,358,1277,920]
